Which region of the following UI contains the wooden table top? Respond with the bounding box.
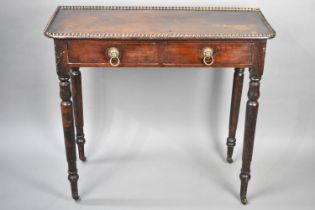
[44,6,275,40]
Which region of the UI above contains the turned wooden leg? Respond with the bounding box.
[71,67,86,161]
[226,68,244,163]
[55,40,80,200]
[59,76,80,200]
[239,72,261,205]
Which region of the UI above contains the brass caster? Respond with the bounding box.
[72,193,80,201]
[227,157,233,163]
[240,196,248,205]
[79,155,86,162]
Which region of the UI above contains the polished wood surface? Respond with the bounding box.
[44,6,275,40]
[45,6,275,205]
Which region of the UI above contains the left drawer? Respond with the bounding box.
[67,40,160,67]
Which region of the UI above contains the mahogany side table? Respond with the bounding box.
[44,6,276,204]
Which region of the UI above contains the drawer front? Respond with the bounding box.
[67,40,252,67]
[68,40,160,66]
[163,42,252,67]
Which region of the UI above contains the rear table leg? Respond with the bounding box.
[71,67,86,161]
[226,68,244,163]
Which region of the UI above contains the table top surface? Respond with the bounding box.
[44,6,276,40]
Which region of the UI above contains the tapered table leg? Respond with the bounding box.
[59,76,80,200]
[239,72,261,205]
[226,68,244,163]
[239,41,266,205]
[71,67,86,161]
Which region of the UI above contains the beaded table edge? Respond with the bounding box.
[44,6,276,40]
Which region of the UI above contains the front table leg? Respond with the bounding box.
[59,75,80,200]
[71,67,86,161]
[239,72,261,204]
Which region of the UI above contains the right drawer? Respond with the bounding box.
[163,42,253,67]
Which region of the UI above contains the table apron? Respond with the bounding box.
[66,40,254,68]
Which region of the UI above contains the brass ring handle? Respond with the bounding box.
[203,47,214,66]
[109,57,120,67]
[203,56,214,66]
[107,47,120,67]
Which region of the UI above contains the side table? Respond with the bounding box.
[44,6,276,204]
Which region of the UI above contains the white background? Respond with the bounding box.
[0,0,314,209]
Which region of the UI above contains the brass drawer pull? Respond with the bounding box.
[107,47,120,67]
[203,47,214,66]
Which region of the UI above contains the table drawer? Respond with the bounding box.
[68,40,160,66]
[163,42,253,67]
[67,40,252,67]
